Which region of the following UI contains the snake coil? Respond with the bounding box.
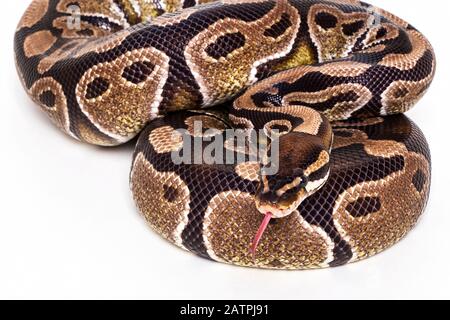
[15,0,435,269]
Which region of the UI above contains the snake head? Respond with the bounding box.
[255,171,309,219]
[251,132,331,257]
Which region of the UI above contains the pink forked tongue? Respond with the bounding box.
[250,212,273,258]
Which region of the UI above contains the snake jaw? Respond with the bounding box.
[250,212,273,259]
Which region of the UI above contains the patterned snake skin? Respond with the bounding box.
[15,0,435,269]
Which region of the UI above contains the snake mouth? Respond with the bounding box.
[256,203,296,218]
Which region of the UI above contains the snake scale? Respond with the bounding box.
[15,0,435,269]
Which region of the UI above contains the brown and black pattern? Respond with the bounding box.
[15,0,435,269]
[15,0,435,143]
[132,110,431,269]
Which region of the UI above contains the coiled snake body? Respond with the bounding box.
[15,0,435,269]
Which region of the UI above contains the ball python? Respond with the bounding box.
[15,0,435,269]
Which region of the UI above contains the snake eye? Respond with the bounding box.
[291,169,308,188]
[299,175,309,188]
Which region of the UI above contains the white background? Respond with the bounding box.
[0,0,449,300]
